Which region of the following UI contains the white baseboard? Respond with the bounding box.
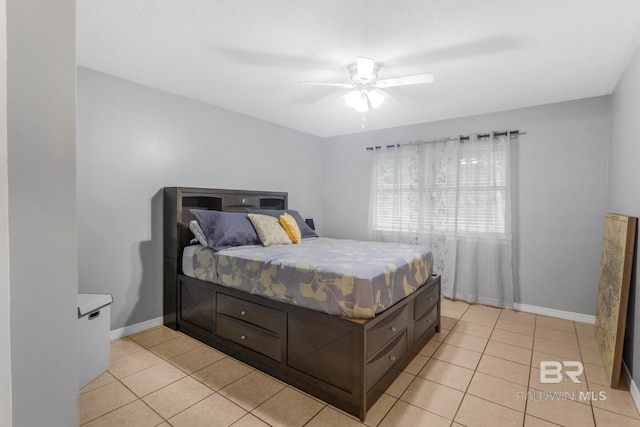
[622,361,640,414]
[513,303,596,324]
[110,316,164,340]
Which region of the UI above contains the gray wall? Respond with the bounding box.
[323,97,610,316]
[608,46,640,387]
[77,67,325,330]
[7,0,78,425]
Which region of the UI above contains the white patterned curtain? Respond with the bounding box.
[368,133,519,308]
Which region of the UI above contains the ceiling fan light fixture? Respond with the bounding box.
[344,90,361,109]
[356,57,375,82]
[355,91,369,113]
[367,89,384,108]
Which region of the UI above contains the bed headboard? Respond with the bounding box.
[163,187,288,328]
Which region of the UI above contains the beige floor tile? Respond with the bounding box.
[79,381,138,425]
[476,354,530,386]
[491,328,534,349]
[460,311,499,328]
[80,371,117,394]
[590,384,640,419]
[418,339,440,357]
[252,387,325,427]
[581,347,605,366]
[192,357,253,390]
[399,377,464,419]
[120,361,187,397]
[417,358,474,391]
[149,335,202,360]
[525,389,595,426]
[385,371,415,398]
[441,298,471,311]
[169,345,227,374]
[575,322,596,337]
[444,330,489,352]
[535,326,579,347]
[531,350,573,369]
[453,320,494,338]
[484,340,532,366]
[82,399,163,427]
[578,333,600,351]
[362,393,396,427]
[533,337,581,360]
[143,376,213,419]
[495,318,535,336]
[108,349,164,379]
[403,353,429,375]
[130,326,181,348]
[593,407,640,427]
[536,316,575,333]
[169,393,247,427]
[430,327,450,343]
[465,304,502,316]
[467,372,526,411]
[305,406,365,427]
[524,414,563,426]
[441,307,467,320]
[584,362,610,387]
[441,316,458,330]
[219,370,285,411]
[110,337,145,361]
[231,413,271,427]
[378,400,451,427]
[454,394,524,427]
[499,309,536,325]
[529,367,588,398]
[432,343,482,370]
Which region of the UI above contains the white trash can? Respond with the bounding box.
[78,293,113,389]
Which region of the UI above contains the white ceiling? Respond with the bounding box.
[77,0,640,138]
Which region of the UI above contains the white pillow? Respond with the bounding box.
[189,220,208,246]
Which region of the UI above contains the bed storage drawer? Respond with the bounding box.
[366,331,407,390]
[217,294,283,335]
[216,315,282,362]
[414,305,438,340]
[414,280,439,319]
[366,305,408,359]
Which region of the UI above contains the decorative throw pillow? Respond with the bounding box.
[189,220,208,246]
[280,213,301,243]
[248,213,292,246]
[190,209,260,251]
[246,209,318,238]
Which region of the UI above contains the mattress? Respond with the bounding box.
[182,237,433,318]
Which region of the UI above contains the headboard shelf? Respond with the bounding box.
[163,187,288,328]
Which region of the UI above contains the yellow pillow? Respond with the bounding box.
[248,213,292,246]
[280,212,302,243]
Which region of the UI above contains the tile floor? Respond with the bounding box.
[80,299,640,426]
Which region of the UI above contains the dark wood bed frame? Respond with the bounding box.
[163,187,441,421]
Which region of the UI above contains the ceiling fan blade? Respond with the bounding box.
[299,81,355,88]
[375,72,434,88]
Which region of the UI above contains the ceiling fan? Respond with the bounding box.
[300,57,434,113]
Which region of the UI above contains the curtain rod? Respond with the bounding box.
[365,129,524,151]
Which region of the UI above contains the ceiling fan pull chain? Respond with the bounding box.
[361,113,366,129]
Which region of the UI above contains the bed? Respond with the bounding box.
[163,187,441,421]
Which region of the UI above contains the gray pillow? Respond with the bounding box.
[190,209,260,251]
[245,209,318,239]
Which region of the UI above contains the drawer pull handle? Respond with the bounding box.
[389,355,396,362]
[240,335,246,340]
[428,297,434,302]
[240,310,247,316]
[390,326,397,333]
